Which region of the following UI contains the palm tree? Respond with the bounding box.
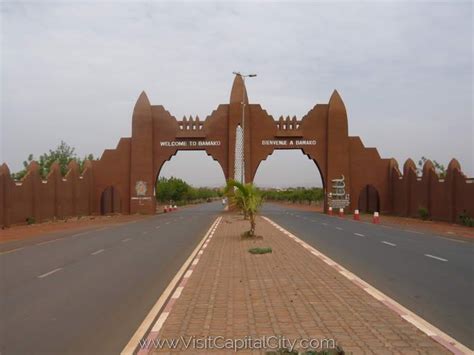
[225,179,263,236]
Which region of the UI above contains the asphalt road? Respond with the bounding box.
[0,202,223,355]
[262,203,474,349]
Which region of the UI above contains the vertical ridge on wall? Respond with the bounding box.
[389,157,473,222]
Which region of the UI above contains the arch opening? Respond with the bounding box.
[100,186,121,215]
[253,149,325,208]
[154,151,226,207]
[358,185,380,213]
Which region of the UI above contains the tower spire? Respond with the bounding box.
[229,74,249,104]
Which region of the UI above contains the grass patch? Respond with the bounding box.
[248,247,272,255]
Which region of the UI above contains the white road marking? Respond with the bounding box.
[151,312,169,332]
[37,238,62,246]
[381,241,396,247]
[364,287,385,301]
[322,222,328,226]
[142,231,148,235]
[339,270,355,280]
[172,286,184,299]
[155,226,160,229]
[0,247,25,255]
[405,229,424,235]
[38,267,62,279]
[354,233,365,237]
[336,227,343,231]
[436,236,466,243]
[122,238,132,242]
[401,315,436,337]
[71,231,90,238]
[91,249,105,255]
[165,222,170,225]
[425,254,448,262]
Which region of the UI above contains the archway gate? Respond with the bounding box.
[1,75,473,226]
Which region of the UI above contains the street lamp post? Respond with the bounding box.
[232,72,257,184]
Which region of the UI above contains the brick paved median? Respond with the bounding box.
[147,214,449,354]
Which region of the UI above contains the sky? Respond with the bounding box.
[1,0,472,188]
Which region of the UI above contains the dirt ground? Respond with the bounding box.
[271,201,474,240]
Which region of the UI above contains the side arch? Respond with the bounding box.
[100,186,121,215]
[358,184,380,213]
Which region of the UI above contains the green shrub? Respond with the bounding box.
[26,216,35,225]
[248,247,272,254]
[459,211,474,227]
[418,207,429,220]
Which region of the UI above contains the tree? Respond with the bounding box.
[155,176,219,203]
[12,141,95,180]
[225,179,262,237]
[417,156,446,178]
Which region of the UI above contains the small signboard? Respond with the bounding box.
[328,175,350,209]
[135,181,147,197]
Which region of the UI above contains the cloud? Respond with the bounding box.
[1,1,472,185]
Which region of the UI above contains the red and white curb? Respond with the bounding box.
[122,216,222,355]
[263,216,472,355]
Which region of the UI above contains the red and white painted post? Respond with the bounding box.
[354,209,360,221]
[373,211,380,224]
[328,207,333,216]
[339,208,344,217]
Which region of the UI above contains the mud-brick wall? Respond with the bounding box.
[390,159,474,223]
[0,161,94,227]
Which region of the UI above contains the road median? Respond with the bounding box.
[137,213,466,354]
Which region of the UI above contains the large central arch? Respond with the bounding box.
[89,75,411,215]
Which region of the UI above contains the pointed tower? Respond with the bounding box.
[230,74,249,105]
[327,90,351,209]
[130,91,155,214]
[228,74,250,183]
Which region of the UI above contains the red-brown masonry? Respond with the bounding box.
[1,76,473,226]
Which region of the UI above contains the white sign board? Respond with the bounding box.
[261,139,316,146]
[160,140,221,147]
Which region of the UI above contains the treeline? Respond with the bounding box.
[155,177,221,204]
[261,187,324,205]
[12,141,96,180]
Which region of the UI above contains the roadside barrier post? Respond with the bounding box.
[339,208,344,217]
[354,209,360,221]
[328,207,333,216]
[373,211,380,224]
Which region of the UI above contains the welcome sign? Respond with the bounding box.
[261,139,316,146]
